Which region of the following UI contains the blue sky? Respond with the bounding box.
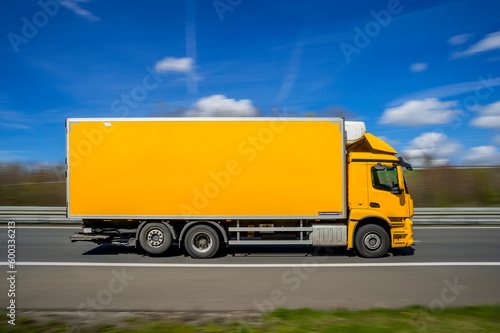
[1,0,500,166]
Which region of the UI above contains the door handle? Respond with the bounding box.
[370,202,380,208]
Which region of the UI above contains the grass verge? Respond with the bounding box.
[2,305,500,332]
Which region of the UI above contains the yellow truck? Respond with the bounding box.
[68,117,414,258]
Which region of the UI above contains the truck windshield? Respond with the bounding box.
[371,166,399,192]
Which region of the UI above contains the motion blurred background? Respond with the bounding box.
[1,0,499,207]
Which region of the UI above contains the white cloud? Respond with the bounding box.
[452,31,500,58]
[402,132,462,167]
[187,95,258,117]
[410,63,428,73]
[470,101,500,128]
[448,34,472,45]
[155,57,194,74]
[61,0,99,22]
[464,146,500,166]
[380,98,458,126]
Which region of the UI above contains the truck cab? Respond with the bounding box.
[346,127,414,257]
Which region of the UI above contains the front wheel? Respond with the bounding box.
[184,225,220,259]
[139,222,172,255]
[355,224,390,258]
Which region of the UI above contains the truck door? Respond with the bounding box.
[367,163,408,219]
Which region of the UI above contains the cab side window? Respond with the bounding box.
[371,166,399,192]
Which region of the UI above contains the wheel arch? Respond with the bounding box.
[352,216,391,249]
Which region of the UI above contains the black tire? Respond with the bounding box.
[139,222,172,255]
[355,224,390,258]
[184,225,220,259]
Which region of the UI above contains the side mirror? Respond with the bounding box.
[391,188,403,195]
[398,156,413,171]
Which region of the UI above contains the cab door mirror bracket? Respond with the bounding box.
[390,188,403,195]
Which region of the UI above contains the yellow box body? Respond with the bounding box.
[66,118,346,219]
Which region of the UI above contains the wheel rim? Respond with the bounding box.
[363,232,381,250]
[146,228,165,248]
[192,232,213,253]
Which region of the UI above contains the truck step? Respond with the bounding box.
[228,227,313,232]
[228,240,312,245]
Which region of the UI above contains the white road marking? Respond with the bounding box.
[2,262,500,268]
[0,226,79,229]
[1,226,499,230]
[414,227,500,229]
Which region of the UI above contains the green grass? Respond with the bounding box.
[2,305,500,332]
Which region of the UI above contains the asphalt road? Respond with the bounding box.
[1,226,500,313]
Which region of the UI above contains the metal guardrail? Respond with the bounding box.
[0,206,69,223]
[0,206,499,225]
[412,207,500,225]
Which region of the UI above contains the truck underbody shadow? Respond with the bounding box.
[82,244,362,258]
[223,245,357,257]
[82,243,414,258]
[82,243,183,257]
[388,247,415,256]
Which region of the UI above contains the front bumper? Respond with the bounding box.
[391,218,414,247]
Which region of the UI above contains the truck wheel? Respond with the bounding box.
[184,225,220,259]
[139,222,172,255]
[355,224,389,258]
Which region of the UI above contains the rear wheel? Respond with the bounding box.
[139,222,172,255]
[185,225,220,259]
[355,224,389,258]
